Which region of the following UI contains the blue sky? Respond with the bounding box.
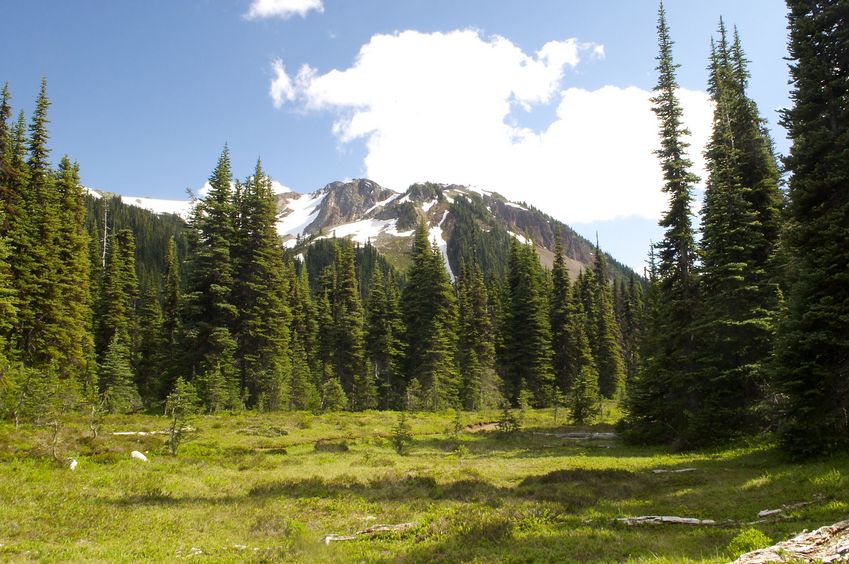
[0,0,789,271]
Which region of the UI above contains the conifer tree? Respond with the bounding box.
[365,267,405,408]
[96,229,138,356]
[457,260,497,410]
[53,156,94,384]
[401,223,460,410]
[99,337,141,413]
[160,236,182,395]
[135,281,164,405]
[183,146,238,403]
[773,0,849,457]
[17,80,63,369]
[330,239,374,410]
[550,235,576,395]
[624,4,700,444]
[233,160,291,410]
[592,243,626,398]
[504,239,554,406]
[692,22,783,444]
[620,274,644,384]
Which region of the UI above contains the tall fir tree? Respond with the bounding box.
[624,4,701,444]
[550,235,578,395]
[692,22,783,444]
[457,260,497,410]
[233,160,291,410]
[591,242,626,399]
[365,267,406,409]
[183,146,239,407]
[401,223,460,410]
[135,281,164,405]
[773,0,849,457]
[160,235,182,396]
[96,229,138,358]
[53,156,94,387]
[504,239,554,406]
[330,239,374,410]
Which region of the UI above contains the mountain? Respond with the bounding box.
[277,179,636,281]
[89,179,638,281]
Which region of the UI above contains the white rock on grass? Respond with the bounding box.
[67,458,78,471]
[130,450,148,462]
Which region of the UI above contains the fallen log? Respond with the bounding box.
[651,467,697,474]
[615,515,716,526]
[323,522,416,544]
[757,499,815,519]
[732,519,849,563]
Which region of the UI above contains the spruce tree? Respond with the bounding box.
[457,260,497,410]
[99,337,141,414]
[550,235,576,395]
[773,0,849,457]
[53,157,94,384]
[692,22,783,444]
[504,239,554,406]
[401,223,460,410]
[365,267,405,408]
[233,160,291,410]
[183,146,238,404]
[592,243,626,399]
[136,281,164,405]
[160,236,182,396]
[624,4,700,444]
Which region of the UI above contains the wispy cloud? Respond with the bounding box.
[244,0,323,20]
[270,29,712,223]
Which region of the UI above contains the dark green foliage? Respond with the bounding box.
[330,239,373,409]
[183,146,239,403]
[446,195,513,281]
[135,281,164,406]
[365,268,406,408]
[456,261,498,410]
[773,0,849,457]
[620,275,644,386]
[691,22,783,445]
[401,223,460,410]
[503,239,554,406]
[591,243,625,399]
[570,365,601,424]
[550,235,574,394]
[99,337,141,414]
[233,160,291,410]
[624,5,701,445]
[96,229,138,356]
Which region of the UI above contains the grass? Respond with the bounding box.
[0,404,847,562]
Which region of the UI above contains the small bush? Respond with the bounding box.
[727,528,772,558]
[314,440,349,453]
[391,412,413,455]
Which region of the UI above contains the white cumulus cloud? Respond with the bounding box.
[245,0,323,20]
[270,29,712,223]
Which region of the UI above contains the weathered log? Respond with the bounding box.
[651,467,697,474]
[757,500,815,518]
[323,522,416,544]
[615,515,716,526]
[532,431,619,440]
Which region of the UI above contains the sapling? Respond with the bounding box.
[165,377,199,455]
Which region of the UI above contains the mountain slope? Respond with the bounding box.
[93,178,639,282]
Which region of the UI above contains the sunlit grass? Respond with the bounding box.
[1,403,847,562]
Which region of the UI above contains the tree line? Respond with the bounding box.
[625,0,848,458]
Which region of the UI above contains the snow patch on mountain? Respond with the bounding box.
[124,196,192,219]
[364,191,401,215]
[508,230,531,245]
[505,201,528,210]
[318,218,413,244]
[277,192,327,238]
[430,210,454,281]
[421,199,438,213]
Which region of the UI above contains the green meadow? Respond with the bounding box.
[1,405,847,562]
